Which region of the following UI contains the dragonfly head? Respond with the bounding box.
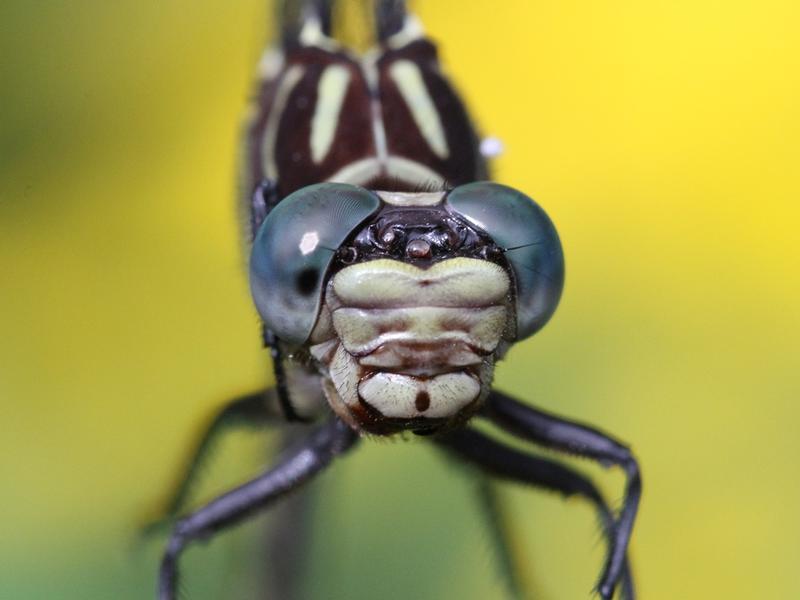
[250,182,564,435]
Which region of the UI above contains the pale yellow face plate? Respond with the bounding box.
[309,257,512,433]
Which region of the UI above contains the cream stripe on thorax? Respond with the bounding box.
[261,65,304,180]
[388,60,450,159]
[311,65,351,163]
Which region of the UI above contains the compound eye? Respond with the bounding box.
[249,183,381,347]
[446,182,565,340]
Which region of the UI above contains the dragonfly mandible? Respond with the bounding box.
[150,1,641,598]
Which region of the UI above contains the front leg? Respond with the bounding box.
[438,427,634,600]
[482,390,641,600]
[142,389,283,537]
[158,417,358,600]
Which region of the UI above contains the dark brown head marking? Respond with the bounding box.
[415,390,431,412]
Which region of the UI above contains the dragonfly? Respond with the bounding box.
[150,1,641,598]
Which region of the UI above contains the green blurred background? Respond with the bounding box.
[2,1,799,598]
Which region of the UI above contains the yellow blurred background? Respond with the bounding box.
[2,1,798,598]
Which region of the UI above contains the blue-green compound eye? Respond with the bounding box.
[249,183,381,347]
[446,182,565,341]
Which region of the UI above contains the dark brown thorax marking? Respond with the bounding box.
[249,47,375,196]
[374,40,485,185]
[242,37,486,202]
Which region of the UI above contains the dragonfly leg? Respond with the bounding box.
[473,476,534,600]
[481,390,641,600]
[158,417,358,600]
[262,329,316,423]
[142,389,285,537]
[438,427,635,600]
[250,178,280,239]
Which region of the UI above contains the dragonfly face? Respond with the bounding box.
[250,182,564,434]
